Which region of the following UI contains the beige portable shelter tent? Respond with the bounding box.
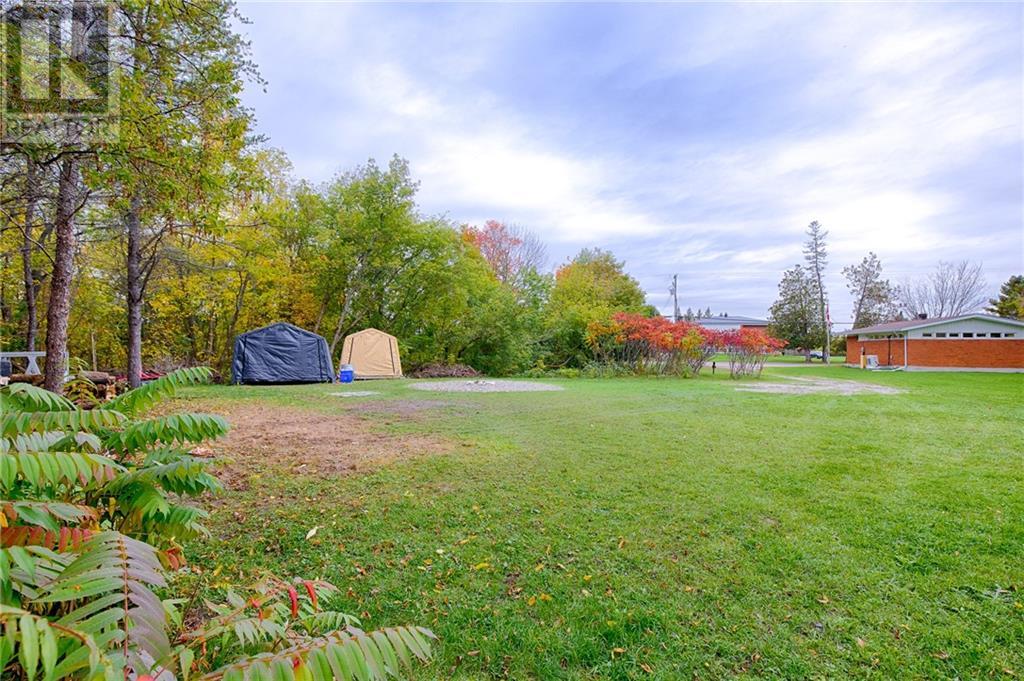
[339,328,403,379]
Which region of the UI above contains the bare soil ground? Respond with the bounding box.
[736,375,904,395]
[197,403,451,490]
[410,379,563,393]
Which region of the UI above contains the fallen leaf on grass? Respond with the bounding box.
[816,595,830,604]
[473,562,490,570]
[612,647,626,657]
[639,662,653,674]
[932,651,950,660]
[856,637,866,648]
[305,526,319,540]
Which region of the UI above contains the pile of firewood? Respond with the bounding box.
[407,363,481,378]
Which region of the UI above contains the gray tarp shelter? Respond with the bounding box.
[231,322,334,384]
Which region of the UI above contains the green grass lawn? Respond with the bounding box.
[180,367,1023,679]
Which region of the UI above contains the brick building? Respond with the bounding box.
[845,314,1024,370]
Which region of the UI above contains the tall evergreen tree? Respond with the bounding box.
[987,275,1024,319]
[802,221,830,362]
[769,265,820,360]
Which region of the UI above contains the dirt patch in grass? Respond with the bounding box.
[410,379,563,393]
[204,403,451,488]
[736,376,903,396]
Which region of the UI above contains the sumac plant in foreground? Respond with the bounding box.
[1,368,433,680]
[586,313,721,376]
[721,328,787,378]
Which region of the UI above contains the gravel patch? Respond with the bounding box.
[410,379,563,393]
[736,376,903,396]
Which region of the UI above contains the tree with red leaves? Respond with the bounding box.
[461,220,547,288]
[586,312,723,376]
[721,327,787,378]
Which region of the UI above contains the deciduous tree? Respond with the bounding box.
[843,252,898,328]
[545,248,649,366]
[100,0,257,388]
[461,219,546,289]
[899,260,987,318]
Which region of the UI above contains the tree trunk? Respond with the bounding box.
[44,155,81,392]
[43,1,90,393]
[329,265,363,357]
[22,157,40,351]
[126,192,144,388]
[0,255,9,325]
[226,271,249,341]
[312,293,330,334]
[822,299,831,364]
[329,292,356,358]
[206,316,216,360]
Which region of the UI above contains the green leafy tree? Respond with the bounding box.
[986,275,1024,319]
[93,0,258,388]
[769,265,821,360]
[312,156,427,355]
[544,248,649,367]
[843,252,898,328]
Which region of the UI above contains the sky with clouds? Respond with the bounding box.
[236,2,1022,327]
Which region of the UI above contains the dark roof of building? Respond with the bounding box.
[847,313,1024,336]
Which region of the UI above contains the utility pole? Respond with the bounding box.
[669,274,681,322]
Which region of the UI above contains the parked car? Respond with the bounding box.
[809,350,824,359]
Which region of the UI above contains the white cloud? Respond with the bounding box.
[238,2,1021,321]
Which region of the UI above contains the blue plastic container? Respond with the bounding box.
[338,364,355,383]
